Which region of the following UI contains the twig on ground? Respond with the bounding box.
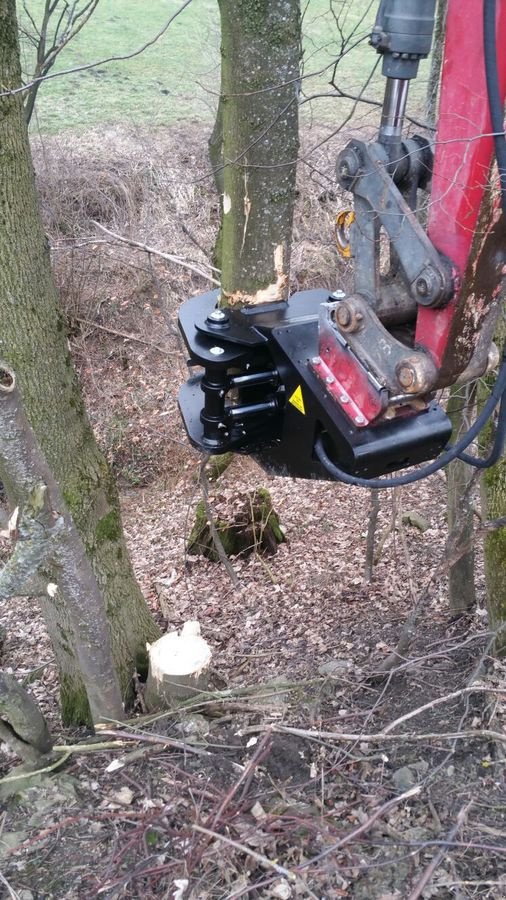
[382,686,504,734]
[299,785,421,868]
[0,750,72,786]
[253,721,506,746]
[0,871,20,900]
[193,823,295,880]
[208,731,272,828]
[97,727,209,756]
[407,802,472,900]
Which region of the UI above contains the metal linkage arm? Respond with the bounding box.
[338,139,453,310]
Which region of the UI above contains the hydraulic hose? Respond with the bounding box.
[315,350,506,488]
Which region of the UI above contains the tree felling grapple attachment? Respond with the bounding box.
[178,0,506,486]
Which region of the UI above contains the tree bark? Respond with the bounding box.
[0,0,159,724]
[0,672,53,762]
[481,319,506,654]
[209,94,225,199]
[364,489,380,584]
[0,372,124,724]
[446,386,477,613]
[425,0,447,126]
[217,0,301,307]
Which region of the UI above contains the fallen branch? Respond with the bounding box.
[407,802,471,900]
[382,686,504,734]
[92,221,220,285]
[299,785,421,869]
[254,721,506,746]
[0,749,71,786]
[208,731,272,829]
[75,317,171,355]
[193,823,295,880]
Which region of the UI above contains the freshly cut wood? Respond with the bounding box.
[145,621,212,710]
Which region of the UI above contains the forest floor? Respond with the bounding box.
[0,125,505,899]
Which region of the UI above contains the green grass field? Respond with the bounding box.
[19,0,376,132]
[19,1,428,134]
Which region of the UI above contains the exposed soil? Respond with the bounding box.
[1,125,505,900]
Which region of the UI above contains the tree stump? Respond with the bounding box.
[145,621,212,710]
[188,487,285,561]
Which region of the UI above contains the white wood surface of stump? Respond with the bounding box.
[145,621,212,710]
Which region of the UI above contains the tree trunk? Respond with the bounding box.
[446,386,477,613]
[425,0,447,126]
[0,0,159,724]
[364,489,380,584]
[217,0,301,307]
[0,672,53,762]
[0,376,125,724]
[481,320,506,654]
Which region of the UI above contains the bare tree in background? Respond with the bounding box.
[19,0,100,124]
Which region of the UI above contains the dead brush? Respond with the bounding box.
[36,149,148,237]
[291,138,355,294]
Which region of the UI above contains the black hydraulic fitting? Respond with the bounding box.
[371,0,437,80]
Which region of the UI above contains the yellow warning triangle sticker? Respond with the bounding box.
[288,385,305,415]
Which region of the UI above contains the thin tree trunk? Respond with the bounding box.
[364,489,380,583]
[0,0,159,724]
[217,0,301,307]
[425,0,447,126]
[427,0,476,614]
[481,319,506,654]
[446,386,477,613]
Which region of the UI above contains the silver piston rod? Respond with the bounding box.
[379,77,409,150]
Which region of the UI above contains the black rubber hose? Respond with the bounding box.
[484,0,506,217]
[458,386,506,468]
[314,351,506,489]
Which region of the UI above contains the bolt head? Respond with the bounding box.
[397,364,416,389]
[416,277,429,297]
[325,374,335,384]
[209,346,225,356]
[311,356,321,365]
[340,394,349,404]
[330,290,346,301]
[336,304,352,327]
[354,414,366,425]
[207,308,228,324]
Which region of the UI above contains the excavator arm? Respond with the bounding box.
[178,0,506,487]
